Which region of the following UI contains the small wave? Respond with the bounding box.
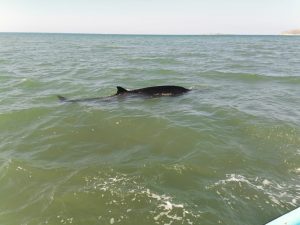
[127,56,182,65]
[200,71,300,84]
[149,68,182,75]
[108,67,183,77]
[207,174,299,210]
[93,45,130,50]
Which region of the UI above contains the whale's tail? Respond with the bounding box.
[57,95,67,102]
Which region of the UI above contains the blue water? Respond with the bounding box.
[0,33,299,225]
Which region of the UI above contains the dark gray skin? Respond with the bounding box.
[57,85,190,103]
[115,85,190,96]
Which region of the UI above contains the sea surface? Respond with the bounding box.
[0,33,299,225]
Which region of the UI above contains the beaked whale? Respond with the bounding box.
[57,85,190,103]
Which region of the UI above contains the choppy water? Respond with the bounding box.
[0,33,300,225]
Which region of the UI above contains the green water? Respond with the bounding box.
[0,33,299,225]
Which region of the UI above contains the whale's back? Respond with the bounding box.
[129,85,190,96]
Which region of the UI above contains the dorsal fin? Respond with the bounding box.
[116,86,128,95]
[57,95,67,102]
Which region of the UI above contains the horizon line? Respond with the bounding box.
[0,31,287,36]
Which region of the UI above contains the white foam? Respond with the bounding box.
[83,171,201,224]
[110,218,114,224]
[262,179,272,186]
[208,173,299,208]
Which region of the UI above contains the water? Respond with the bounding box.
[0,33,299,225]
